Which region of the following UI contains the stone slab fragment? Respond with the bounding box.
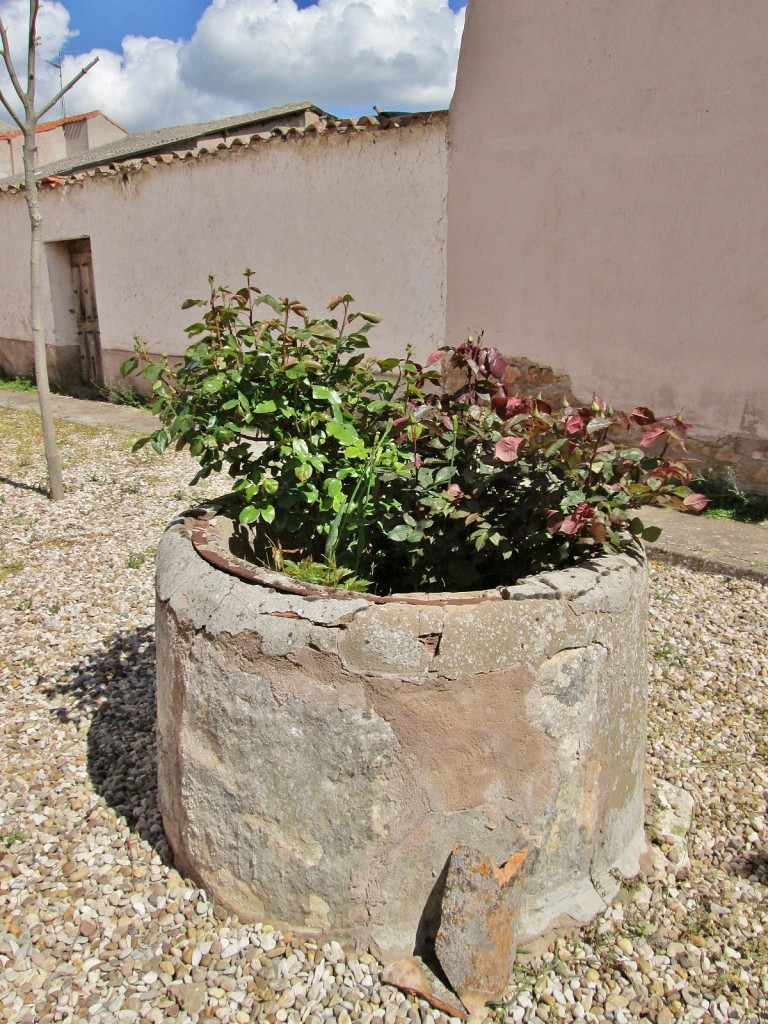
[382,956,468,1020]
[435,846,527,1013]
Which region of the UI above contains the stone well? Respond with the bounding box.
[155,505,649,962]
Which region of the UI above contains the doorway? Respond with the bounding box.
[67,238,103,388]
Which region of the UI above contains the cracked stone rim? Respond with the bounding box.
[188,501,642,608]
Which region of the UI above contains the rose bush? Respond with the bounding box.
[124,273,706,593]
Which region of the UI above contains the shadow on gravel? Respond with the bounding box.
[45,625,173,865]
[0,475,48,495]
[729,851,768,884]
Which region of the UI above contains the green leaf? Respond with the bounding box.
[642,525,662,543]
[628,517,645,537]
[253,399,277,414]
[544,438,566,458]
[387,525,411,542]
[120,356,138,377]
[621,448,645,462]
[239,503,276,526]
[202,374,225,394]
[311,385,341,403]
[310,323,337,339]
[261,294,284,314]
[376,357,400,373]
[144,362,164,382]
[151,432,168,454]
[326,420,359,446]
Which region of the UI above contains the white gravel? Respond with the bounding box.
[1,407,766,1024]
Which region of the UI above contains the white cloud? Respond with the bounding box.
[180,0,465,113]
[61,38,220,131]
[0,0,74,122]
[2,0,464,133]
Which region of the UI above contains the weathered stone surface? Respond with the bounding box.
[337,603,444,680]
[436,599,568,679]
[382,956,468,1020]
[647,777,695,873]
[155,510,650,959]
[434,846,527,1014]
[170,981,207,1015]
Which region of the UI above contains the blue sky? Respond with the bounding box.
[63,0,466,53]
[61,0,220,52]
[0,0,467,130]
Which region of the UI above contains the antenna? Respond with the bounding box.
[45,50,66,118]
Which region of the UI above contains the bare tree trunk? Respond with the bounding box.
[0,1,97,500]
[22,119,64,498]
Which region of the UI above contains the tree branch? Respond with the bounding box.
[27,0,39,96]
[37,56,99,120]
[0,84,25,130]
[0,15,28,105]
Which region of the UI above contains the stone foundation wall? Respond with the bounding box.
[155,509,650,962]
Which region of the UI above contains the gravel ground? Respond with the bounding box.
[1,407,766,1024]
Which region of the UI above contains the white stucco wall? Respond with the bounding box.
[0,120,447,383]
[446,0,768,488]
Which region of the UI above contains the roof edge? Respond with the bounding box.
[0,109,448,194]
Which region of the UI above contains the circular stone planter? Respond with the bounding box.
[155,504,649,962]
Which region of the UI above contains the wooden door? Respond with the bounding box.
[68,238,103,387]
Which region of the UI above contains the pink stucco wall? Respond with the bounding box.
[446,0,768,490]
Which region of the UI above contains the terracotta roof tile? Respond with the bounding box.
[0,109,125,142]
[0,109,447,195]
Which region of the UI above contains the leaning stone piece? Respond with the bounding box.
[382,956,468,1020]
[434,846,527,1014]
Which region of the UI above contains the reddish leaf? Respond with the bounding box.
[559,515,581,536]
[590,521,608,544]
[575,501,595,520]
[683,491,709,512]
[495,436,524,462]
[565,414,584,435]
[491,392,507,416]
[484,347,506,379]
[546,510,564,534]
[673,413,693,433]
[631,406,656,425]
[641,425,666,448]
[507,397,527,417]
[425,349,444,367]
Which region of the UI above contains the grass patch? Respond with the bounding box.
[694,472,768,524]
[271,555,371,591]
[0,555,25,579]
[0,372,35,392]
